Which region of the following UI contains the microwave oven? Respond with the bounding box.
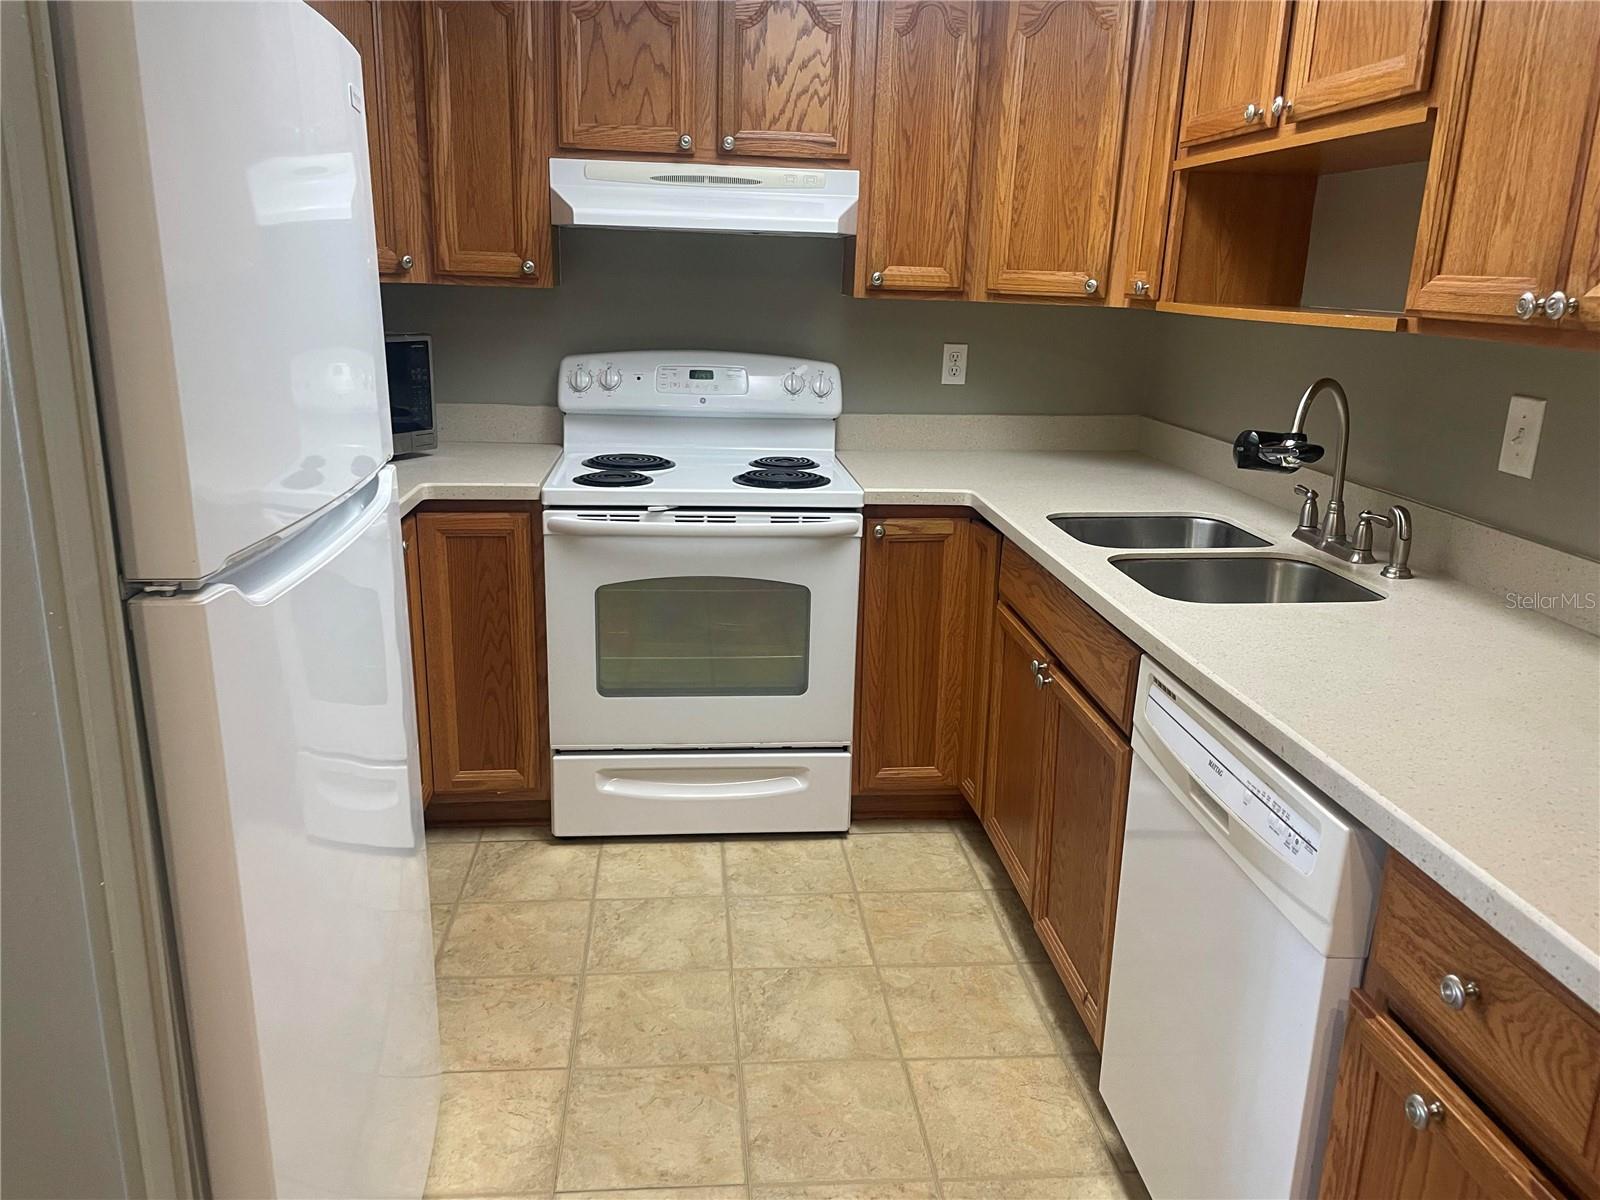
[384,333,437,454]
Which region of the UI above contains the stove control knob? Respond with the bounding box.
[599,365,623,391]
[782,370,805,396]
[811,373,833,397]
[569,366,593,392]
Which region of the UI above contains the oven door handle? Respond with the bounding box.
[597,774,807,802]
[545,515,862,538]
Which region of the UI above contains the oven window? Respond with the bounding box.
[595,577,810,697]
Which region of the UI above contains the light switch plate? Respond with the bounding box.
[942,343,967,385]
[1497,395,1545,478]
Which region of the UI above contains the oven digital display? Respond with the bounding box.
[688,369,715,380]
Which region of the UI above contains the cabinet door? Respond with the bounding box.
[1319,994,1563,1200]
[1177,0,1293,147]
[415,510,543,797]
[864,0,980,292]
[854,517,966,794]
[984,1,1135,299]
[981,605,1054,901]
[309,1,431,280]
[1282,0,1441,124]
[401,513,433,805]
[423,1,550,281]
[958,521,1000,814]
[719,0,855,159]
[1572,128,1600,332]
[1033,668,1132,1048]
[1408,0,1600,323]
[557,1,695,154]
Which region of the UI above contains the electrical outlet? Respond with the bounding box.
[942,343,967,385]
[1497,394,1546,478]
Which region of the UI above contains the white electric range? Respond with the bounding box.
[543,351,864,837]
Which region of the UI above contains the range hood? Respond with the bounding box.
[549,157,859,236]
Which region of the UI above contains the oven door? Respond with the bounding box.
[543,510,862,750]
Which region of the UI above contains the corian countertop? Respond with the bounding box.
[394,442,1600,1005]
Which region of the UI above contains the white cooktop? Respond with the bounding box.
[542,447,863,509]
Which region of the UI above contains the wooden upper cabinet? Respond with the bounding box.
[1282,0,1441,124]
[309,1,431,280]
[1032,667,1132,1048]
[1573,131,1600,332]
[423,1,550,282]
[557,1,695,154]
[1320,993,1563,1200]
[719,0,854,159]
[984,1,1135,299]
[957,520,1000,814]
[414,510,544,798]
[981,604,1054,901]
[864,0,980,292]
[1177,0,1293,146]
[853,516,967,795]
[1408,0,1600,324]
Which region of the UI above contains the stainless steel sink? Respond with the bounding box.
[1112,555,1383,603]
[1050,513,1270,549]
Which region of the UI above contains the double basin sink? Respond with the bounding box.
[1050,514,1382,604]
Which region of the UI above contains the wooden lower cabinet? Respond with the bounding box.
[981,604,1055,898]
[1320,992,1562,1200]
[1033,664,1133,1048]
[409,505,549,821]
[957,519,1000,813]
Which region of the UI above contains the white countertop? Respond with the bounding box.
[395,442,1600,1005]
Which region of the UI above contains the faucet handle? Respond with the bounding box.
[1293,484,1320,533]
[1353,509,1392,559]
[1382,504,1414,579]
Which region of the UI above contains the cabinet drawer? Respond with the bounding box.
[998,542,1139,732]
[1368,857,1600,1182]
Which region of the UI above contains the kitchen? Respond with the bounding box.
[3,2,1598,1200]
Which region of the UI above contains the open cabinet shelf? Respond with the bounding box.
[1155,301,1406,332]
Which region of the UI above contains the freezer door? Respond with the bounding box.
[57,1,391,583]
[130,468,437,1200]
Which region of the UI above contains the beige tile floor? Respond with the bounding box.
[425,819,1149,1200]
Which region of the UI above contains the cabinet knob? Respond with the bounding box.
[1403,1094,1445,1131]
[1515,291,1543,320]
[1543,290,1574,320]
[870,271,884,288]
[1131,279,1150,297]
[1270,95,1290,120]
[1030,659,1053,688]
[398,253,414,271]
[1244,102,1263,123]
[1083,277,1098,295]
[721,134,736,151]
[521,260,536,276]
[678,133,693,151]
[1437,973,1480,1010]
[873,523,885,539]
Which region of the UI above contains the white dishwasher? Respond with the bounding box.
[1100,659,1384,1200]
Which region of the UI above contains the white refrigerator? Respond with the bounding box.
[55,4,439,1197]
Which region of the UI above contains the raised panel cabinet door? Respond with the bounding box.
[1282,0,1441,124]
[1408,0,1600,323]
[719,0,854,159]
[1032,668,1132,1048]
[980,604,1055,902]
[415,510,542,796]
[985,1,1136,299]
[864,0,980,292]
[1572,126,1600,331]
[423,1,550,281]
[557,1,695,153]
[1319,994,1563,1200]
[958,520,1000,814]
[1177,0,1293,147]
[400,513,433,805]
[853,517,966,794]
[308,1,431,279]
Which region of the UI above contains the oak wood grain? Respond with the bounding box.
[1366,856,1600,1195]
[853,515,967,795]
[1319,992,1563,1200]
[958,519,1000,815]
[1407,0,1600,323]
[1165,169,1319,307]
[1177,0,1293,147]
[980,603,1055,903]
[1573,123,1600,332]
[557,1,695,153]
[983,1,1135,299]
[1283,0,1441,124]
[863,0,980,293]
[719,0,854,159]
[997,541,1140,734]
[1031,665,1132,1048]
[423,1,551,282]
[401,513,433,806]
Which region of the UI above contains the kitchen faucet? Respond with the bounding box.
[1233,376,1413,576]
